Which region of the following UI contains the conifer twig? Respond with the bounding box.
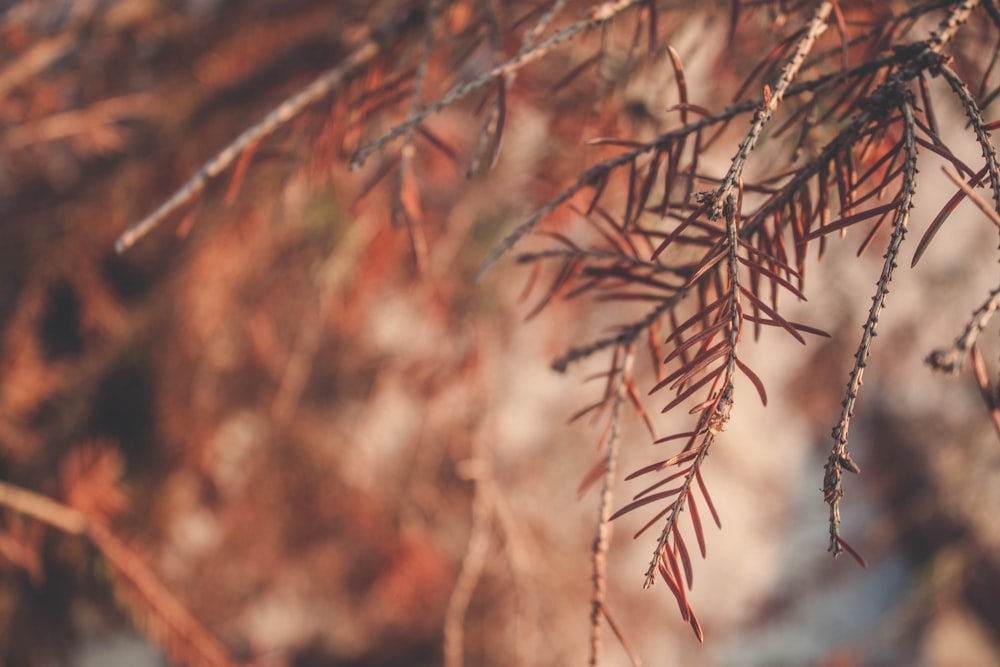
[114,9,426,253]
[350,0,649,171]
[481,28,920,281]
[589,344,634,667]
[707,1,833,221]
[936,62,1000,217]
[824,98,918,561]
[927,282,1000,374]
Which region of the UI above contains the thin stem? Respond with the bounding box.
[0,480,87,536]
[589,344,633,667]
[481,32,918,280]
[444,459,494,667]
[552,286,688,372]
[927,282,1000,374]
[0,481,236,666]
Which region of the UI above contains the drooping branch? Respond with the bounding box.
[823,97,918,562]
[936,62,1000,218]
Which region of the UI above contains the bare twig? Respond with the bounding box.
[927,282,1000,374]
[0,480,87,536]
[589,344,633,667]
[443,457,494,667]
[824,98,918,559]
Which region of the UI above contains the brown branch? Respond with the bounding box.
[0,480,87,536]
[824,97,918,558]
[0,481,237,667]
[708,1,833,220]
[481,34,920,281]
[443,457,495,667]
[589,344,633,667]
[350,0,650,171]
[744,0,980,240]
[115,9,427,253]
[90,522,239,667]
[937,62,1000,220]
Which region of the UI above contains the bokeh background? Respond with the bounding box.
[1,1,999,666]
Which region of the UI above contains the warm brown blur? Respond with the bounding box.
[1,2,999,667]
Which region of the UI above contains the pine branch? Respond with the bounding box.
[480,46,921,280]
[114,8,427,253]
[706,1,833,221]
[823,97,919,562]
[89,523,239,667]
[350,0,650,171]
[937,61,1000,219]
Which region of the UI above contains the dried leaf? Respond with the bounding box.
[971,344,1000,439]
[912,166,987,266]
[739,286,806,344]
[610,488,684,521]
[577,457,608,500]
[673,524,694,589]
[835,534,868,568]
[658,557,691,621]
[696,470,721,529]
[687,491,707,558]
[802,199,902,241]
[659,366,725,414]
[735,357,768,406]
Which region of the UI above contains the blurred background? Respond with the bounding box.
[1,1,999,665]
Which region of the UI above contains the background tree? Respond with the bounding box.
[1,1,999,665]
